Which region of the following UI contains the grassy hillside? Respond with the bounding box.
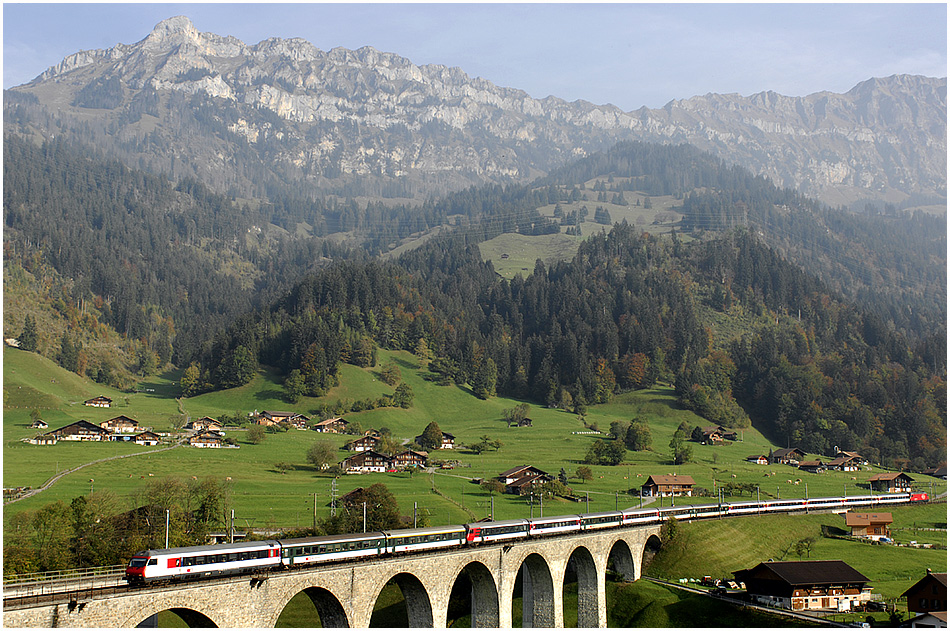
[647,501,948,602]
[4,345,946,536]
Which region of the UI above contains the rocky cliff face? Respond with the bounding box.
[9,16,946,206]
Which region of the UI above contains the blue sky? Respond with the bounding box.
[3,3,946,110]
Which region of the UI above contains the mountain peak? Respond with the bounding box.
[143,15,199,45]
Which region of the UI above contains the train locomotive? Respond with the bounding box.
[125,491,926,584]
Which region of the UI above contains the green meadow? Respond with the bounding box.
[4,345,946,596]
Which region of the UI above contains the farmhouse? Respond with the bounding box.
[922,465,947,480]
[746,455,770,465]
[837,450,868,465]
[30,418,48,429]
[101,415,141,433]
[258,411,295,425]
[868,472,915,493]
[497,465,551,495]
[700,427,724,444]
[414,430,456,450]
[288,414,310,430]
[734,560,872,612]
[341,450,391,473]
[641,474,695,497]
[771,448,806,465]
[190,430,224,448]
[392,450,428,469]
[844,512,893,540]
[826,455,861,472]
[133,431,161,446]
[798,460,826,474]
[901,571,947,618]
[29,434,57,445]
[313,417,348,434]
[84,396,112,408]
[48,420,111,442]
[346,435,380,452]
[187,417,222,432]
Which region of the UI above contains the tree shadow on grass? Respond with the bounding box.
[254,389,286,402]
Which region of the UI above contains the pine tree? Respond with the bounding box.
[19,315,38,352]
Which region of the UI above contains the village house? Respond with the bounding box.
[392,450,428,469]
[31,418,48,429]
[826,454,862,472]
[187,417,222,432]
[313,417,348,434]
[901,571,947,622]
[83,396,113,408]
[288,414,310,430]
[346,435,380,452]
[48,420,112,442]
[100,415,141,434]
[746,455,770,465]
[341,450,392,473]
[497,465,551,495]
[414,430,456,450]
[133,431,161,446]
[190,430,224,448]
[700,427,724,444]
[922,466,947,480]
[798,460,826,474]
[844,512,893,540]
[771,448,807,465]
[734,560,873,612]
[868,472,915,493]
[836,450,868,465]
[29,434,58,445]
[258,411,295,426]
[641,474,695,497]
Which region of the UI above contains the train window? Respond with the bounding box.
[147,559,157,566]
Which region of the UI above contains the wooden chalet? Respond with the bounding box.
[312,417,348,434]
[903,611,948,628]
[837,451,868,465]
[844,512,893,540]
[187,417,222,432]
[798,460,826,474]
[29,434,57,445]
[868,472,914,493]
[413,430,456,450]
[392,450,428,469]
[341,450,392,473]
[134,431,161,446]
[259,411,294,425]
[922,465,947,480]
[346,435,380,452]
[771,448,806,465]
[734,560,872,612]
[826,455,861,472]
[700,427,724,444]
[49,420,111,442]
[101,415,141,433]
[190,430,224,448]
[641,474,695,497]
[901,571,947,616]
[31,418,48,429]
[288,414,310,430]
[84,396,112,408]
[497,465,551,495]
[746,455,770,465]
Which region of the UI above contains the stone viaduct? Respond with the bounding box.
[4,524,662,628]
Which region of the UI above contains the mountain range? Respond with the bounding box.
[6,16,946,208]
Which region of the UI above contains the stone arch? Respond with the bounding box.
[446,561,500,628]
[607,537,637,581]
[129,606,217,628]
[640,533,663,577]
[370,572,433,628]
[514,552,555,628]
[274,585,349,628]
[563,545,600,628]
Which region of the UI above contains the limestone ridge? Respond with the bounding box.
[14,16,947,206]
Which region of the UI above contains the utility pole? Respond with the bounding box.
[313,492,317,531]
[490,495,494,521]
[330,478,338,518]
[414,502,418,528]
[615,491,619,511]
[586,491,590,513]
[165,509,170,549]
[230,509,234,544]
[363,502,367,533]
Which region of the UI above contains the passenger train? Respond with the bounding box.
[125,491,927,584]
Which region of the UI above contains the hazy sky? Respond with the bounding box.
[3,3,946,110]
